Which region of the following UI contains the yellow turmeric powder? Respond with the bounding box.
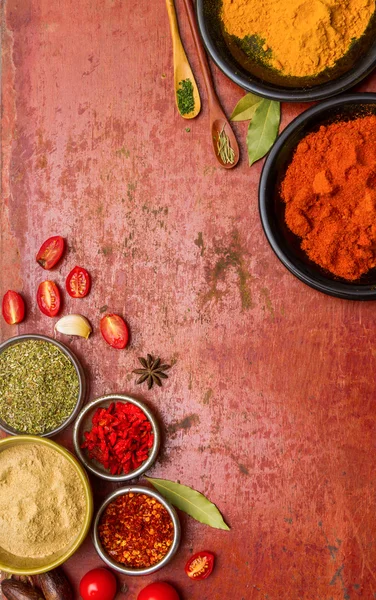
[221,0,375,78]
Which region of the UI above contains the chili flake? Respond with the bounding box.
[81,402,154,475]
[98,493,174,568]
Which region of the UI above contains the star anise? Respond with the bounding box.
[133,354,171,390]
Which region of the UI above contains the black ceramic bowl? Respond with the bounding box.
[196,1,376,102]
[259,94,376,300]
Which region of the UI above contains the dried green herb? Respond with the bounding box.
[216,124,235,165]
[133,354,171,390]
[176,79,195,116]
[0,340,79,434]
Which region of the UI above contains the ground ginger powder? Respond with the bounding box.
[0,444,86,559]
[221,0,375,77]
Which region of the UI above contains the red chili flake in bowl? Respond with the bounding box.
[98,492,174,568]
[81,402,154,475]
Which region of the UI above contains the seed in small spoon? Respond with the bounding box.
[177,78,195,115]
[215,123,235,165]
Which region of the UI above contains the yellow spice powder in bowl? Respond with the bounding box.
[0,436,93,575]
[220,0,375,78]
[197,0,376,102]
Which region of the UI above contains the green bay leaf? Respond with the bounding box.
[230,92,264,122]
[146,477,230,531]
[246,99,280,166]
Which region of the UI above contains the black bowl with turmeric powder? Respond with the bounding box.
[259,94,376,300]
[197,0,376,102]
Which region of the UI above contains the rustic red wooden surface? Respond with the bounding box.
[2,0,376,598]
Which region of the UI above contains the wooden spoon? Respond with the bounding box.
[181,0,239,168]
[165,0,201,119]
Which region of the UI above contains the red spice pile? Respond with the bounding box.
[81,402,153,475]
[99,492,174,568]
[281,115,376,281]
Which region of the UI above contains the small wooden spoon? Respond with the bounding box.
[165,0,201,119]
[181,0,239,168]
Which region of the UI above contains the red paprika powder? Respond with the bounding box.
[281,115,376,281]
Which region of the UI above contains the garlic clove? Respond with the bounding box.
[55,314,92,339]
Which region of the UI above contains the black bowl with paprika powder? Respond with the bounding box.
[93,486,181,576]
[259,94,376,300]
[197,0,376,102]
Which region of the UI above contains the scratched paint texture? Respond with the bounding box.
[1,0,376,598]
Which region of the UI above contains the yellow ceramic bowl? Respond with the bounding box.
[0,436,93,575]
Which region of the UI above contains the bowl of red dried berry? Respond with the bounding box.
[73,394,160,481]
[93,486,181,575]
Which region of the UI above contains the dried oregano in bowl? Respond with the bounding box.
[0,337,81,435]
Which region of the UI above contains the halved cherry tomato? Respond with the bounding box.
[66,266,91,298]
[100,314,129,349]
[185,551,215,580]
[36,236,65,270]
[2,291,25,325]
[137,582,180,600]
[37,281,61,317]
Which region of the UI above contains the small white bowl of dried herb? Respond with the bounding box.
[0,334,86,437]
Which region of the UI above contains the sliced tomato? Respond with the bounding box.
[36,236,65,270]
[2,291,25,325]
[100,314,129,349]
[185,551,215,581]
[66,266,91,298]
[37,281,61,317]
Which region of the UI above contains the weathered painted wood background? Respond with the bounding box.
[2,0,376,598]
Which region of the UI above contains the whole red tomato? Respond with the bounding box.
[137,582,180,600]
[79,568,117,600]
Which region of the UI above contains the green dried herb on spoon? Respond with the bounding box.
[177,79,195,116]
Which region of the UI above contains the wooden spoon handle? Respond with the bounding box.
[165,0,183,54]
[181,0,216,104]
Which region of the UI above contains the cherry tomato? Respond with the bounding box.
[137,582,180,600]
[2,291,25,325]
[185,551,215,580]
[100,314,129,349]
[36,236,65,270]
[79,568,117,600]
[66,266,91,298]
[37,281,61,317]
